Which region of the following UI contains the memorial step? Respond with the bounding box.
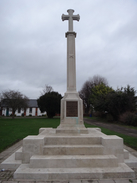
[15,147,23,160]
[29,154,118,168]
[14,163,135,180]
[56,128,88,134]
[44,136,101,145]
[43,144,104,155]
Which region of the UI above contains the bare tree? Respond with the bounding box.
[79,75,108,115]
[41,85,53,95]
[90,75,108,87]
[79,80,92,115]
[1,90,28,118]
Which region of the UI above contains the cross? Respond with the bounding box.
[62,9,80,31]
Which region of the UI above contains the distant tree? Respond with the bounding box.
[0,92,1,101]
[91,85,137,121]
[0,93,2,115]
[106,85,137,120]
[1,90,28,119]
[91,75,108,86]
[79,80,92,115]
[41,85,53,95]
[90,83,114,113]
[122,85,137,112]
[37,91,62,118]
[79,75,108,115]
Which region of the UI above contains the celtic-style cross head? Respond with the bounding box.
[62,9,80,31]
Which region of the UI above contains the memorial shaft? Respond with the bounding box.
[62,9,80,92]
[66,32,76,91]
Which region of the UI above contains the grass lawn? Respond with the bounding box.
[0,117,137,152]
[0,117,60,152]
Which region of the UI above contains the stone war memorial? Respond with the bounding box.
[1,9,137,181]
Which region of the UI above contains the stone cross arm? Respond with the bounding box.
[62,9,80,31]
[62,14,80,21]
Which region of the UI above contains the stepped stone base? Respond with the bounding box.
[14,163,135,180]
[1,127,137,180]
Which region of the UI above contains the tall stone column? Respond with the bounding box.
[57,9,87,134]
[66,31,76,92]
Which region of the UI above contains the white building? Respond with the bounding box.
[0,99,46,117]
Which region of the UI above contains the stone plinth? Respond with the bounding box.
[1,128,137,180]
[57,91,87,134]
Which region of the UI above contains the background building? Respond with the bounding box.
[0,99,46,117]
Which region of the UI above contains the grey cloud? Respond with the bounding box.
[0,0,137,98]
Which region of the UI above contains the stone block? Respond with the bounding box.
[14,163,135,180]
[124,149,129,159]
[22,135,45,163]
[43,145,104,155]
[39,128,47,134]
[114,179,133,183]
[44,136,101,145]
[69,181,82,183]
[29,155,118,168]
[2,181,18,183]
[125,153,137,168]
[15,147,22,160]
[82,181,98,183]
[98,180,115,183]
[39,128,56,135]
[102,135,124,162]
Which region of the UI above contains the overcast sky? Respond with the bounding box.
[0,0,137,99]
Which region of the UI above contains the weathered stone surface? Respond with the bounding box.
[22,135,45,163]
[14,163,135,180]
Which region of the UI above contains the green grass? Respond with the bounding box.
[0,117,60,152]
[0,117,137,152]
[85,123,137,150]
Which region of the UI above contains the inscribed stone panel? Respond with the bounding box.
[66,101,78,117]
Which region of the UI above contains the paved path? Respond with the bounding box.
[0,119,137,183]
[84,118,137,138]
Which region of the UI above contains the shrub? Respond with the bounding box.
[133,116,137,126]
[92,111,108,118]
[37,91,62,118]
[107,114,114,122]
[120,112,137,126]
[93,111,103,117]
